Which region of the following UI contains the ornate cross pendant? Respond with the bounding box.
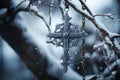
[47,12,87,72]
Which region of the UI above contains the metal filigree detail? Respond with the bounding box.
[47,12,87,72]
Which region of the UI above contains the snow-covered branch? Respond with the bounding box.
[79,0,93,16]
[15,7,50,31]
[94,13,120,23]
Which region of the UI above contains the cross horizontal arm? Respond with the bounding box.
[69,32,87,38]
[47,33,62,38]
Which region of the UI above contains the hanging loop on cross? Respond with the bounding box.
[65,1,69,9]
[82,4,85,10]
[64,1,69,12]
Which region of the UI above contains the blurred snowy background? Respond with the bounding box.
[0,0,120,80]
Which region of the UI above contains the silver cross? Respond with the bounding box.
[47,12,87,72]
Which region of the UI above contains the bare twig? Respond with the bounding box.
[48,0,54,32]
[94,13,120,23]
[15,0,27,9]
[14,7,50,31]
[58,0,64,17]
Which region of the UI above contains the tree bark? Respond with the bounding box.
[0,22,58,80]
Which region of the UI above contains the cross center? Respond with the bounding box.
[63,32,69,38]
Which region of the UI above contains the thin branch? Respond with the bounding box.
[111,35,120,40]
[27,0,34,9]
[14,7,50,32]
[108,36,120,58]
[94,13,120,23]
[64,0,94,21]
[79,0,93,16]
[14,0,52,32]
[58,0,64,17]
[48,0,54,32]
[15,0,27,9]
